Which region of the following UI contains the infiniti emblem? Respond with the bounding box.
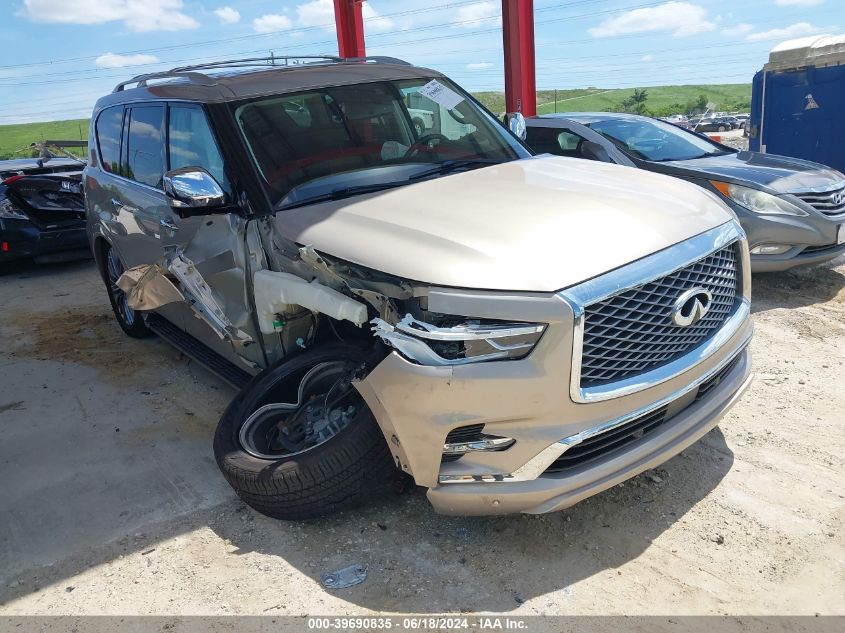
[671,288,713,327]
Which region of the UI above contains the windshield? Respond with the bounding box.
[584,117,731,162]
[234,77,528,207]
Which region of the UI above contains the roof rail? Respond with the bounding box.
[112,55,412,93]
[113,71,218,93]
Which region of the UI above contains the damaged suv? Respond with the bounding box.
[85,57,753,519]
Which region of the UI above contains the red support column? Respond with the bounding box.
[334,0,366,58]
[501,0,536,116]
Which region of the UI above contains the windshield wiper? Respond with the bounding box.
[407,158,503,182]
[277,159,504,210]
[277,181,409,210]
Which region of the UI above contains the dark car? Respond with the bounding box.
[0,155,89,264]
[525,112,845,271]
[693,117,732,132]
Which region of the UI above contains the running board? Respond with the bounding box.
[145,313,254,390]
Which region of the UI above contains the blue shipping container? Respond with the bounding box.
[750,34,845,172]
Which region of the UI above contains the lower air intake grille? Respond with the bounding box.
[545,351,744,473]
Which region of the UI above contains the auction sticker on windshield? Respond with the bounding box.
[419,79,464,110]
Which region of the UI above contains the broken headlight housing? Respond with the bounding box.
[372,314,546,366]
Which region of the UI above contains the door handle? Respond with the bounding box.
[159,218,179,231]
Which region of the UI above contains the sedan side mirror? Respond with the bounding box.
[505,112,527,141]
[163,167,227,217]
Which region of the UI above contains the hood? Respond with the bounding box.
[653,150,844,193]
[275,156,734,292]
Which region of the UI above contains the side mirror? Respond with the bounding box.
[505,112,527,141]
[163,167,226,216]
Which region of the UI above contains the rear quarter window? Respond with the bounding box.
[96,106,124,174]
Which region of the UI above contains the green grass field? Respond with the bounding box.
[533,84,752,116]
[0,83,751,159]
[0,118,89,160]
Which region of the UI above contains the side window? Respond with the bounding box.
[96,106,124,174]
[126,106,165,188]
[526,127,585,157]
[168,105,228,188]
[557,131,583,152]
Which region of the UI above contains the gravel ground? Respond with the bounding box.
[0,254,842,617]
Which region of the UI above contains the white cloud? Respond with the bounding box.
[294,0,395,34]
[589,2,716,38]
[295,0,333,28]
[746,21,824,41]
[214,6,240,24]
[466,62,493,70]
[722,23,754,36]
[95,52,159,68]
[640,54,654,61]
[775,0,824,7]
[253,14,293,34]
[455,1,501,29]
[22,0,198,32]
[363,2,396,33]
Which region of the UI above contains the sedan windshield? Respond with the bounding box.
[233,77,528,207]
[584,117,732,162]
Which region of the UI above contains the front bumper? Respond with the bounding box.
[0,218,88,262]
[428,346,751,515]
[732,204,845,272]
[356,223,753,516]
[750,242,845,272]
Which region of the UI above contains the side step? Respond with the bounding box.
[145,313,254,390]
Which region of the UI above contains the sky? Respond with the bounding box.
[0,0,841,124]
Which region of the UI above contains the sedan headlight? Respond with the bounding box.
[0,196,28,220]
[372,314,546,366]
[710,181,808,216]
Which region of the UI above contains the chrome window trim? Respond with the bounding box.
[438,331,752,485]
[560,221,749,404]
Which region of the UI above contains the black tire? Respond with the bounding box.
[413,118,425,136]
[102,243,151,338]
[213,343,397,520]
[718,125,726,132]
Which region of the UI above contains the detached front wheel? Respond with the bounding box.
[213,344,397,520]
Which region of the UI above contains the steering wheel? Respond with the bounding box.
[406,133,450,157]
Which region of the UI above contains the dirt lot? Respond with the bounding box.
[0,254,842,617]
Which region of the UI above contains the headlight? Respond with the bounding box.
[372,314,546,366]
[710,181,808,216]
[0,196,28,220]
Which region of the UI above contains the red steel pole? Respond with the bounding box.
[501,0,536,116]
[333,0,366,58]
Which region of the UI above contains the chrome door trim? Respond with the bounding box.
[560,221,750,404]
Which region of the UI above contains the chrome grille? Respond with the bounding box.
[579,244,739,388]
[793,184,845,216]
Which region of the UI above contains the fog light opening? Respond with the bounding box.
[442,423,515,462]
[750,244,790,255]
